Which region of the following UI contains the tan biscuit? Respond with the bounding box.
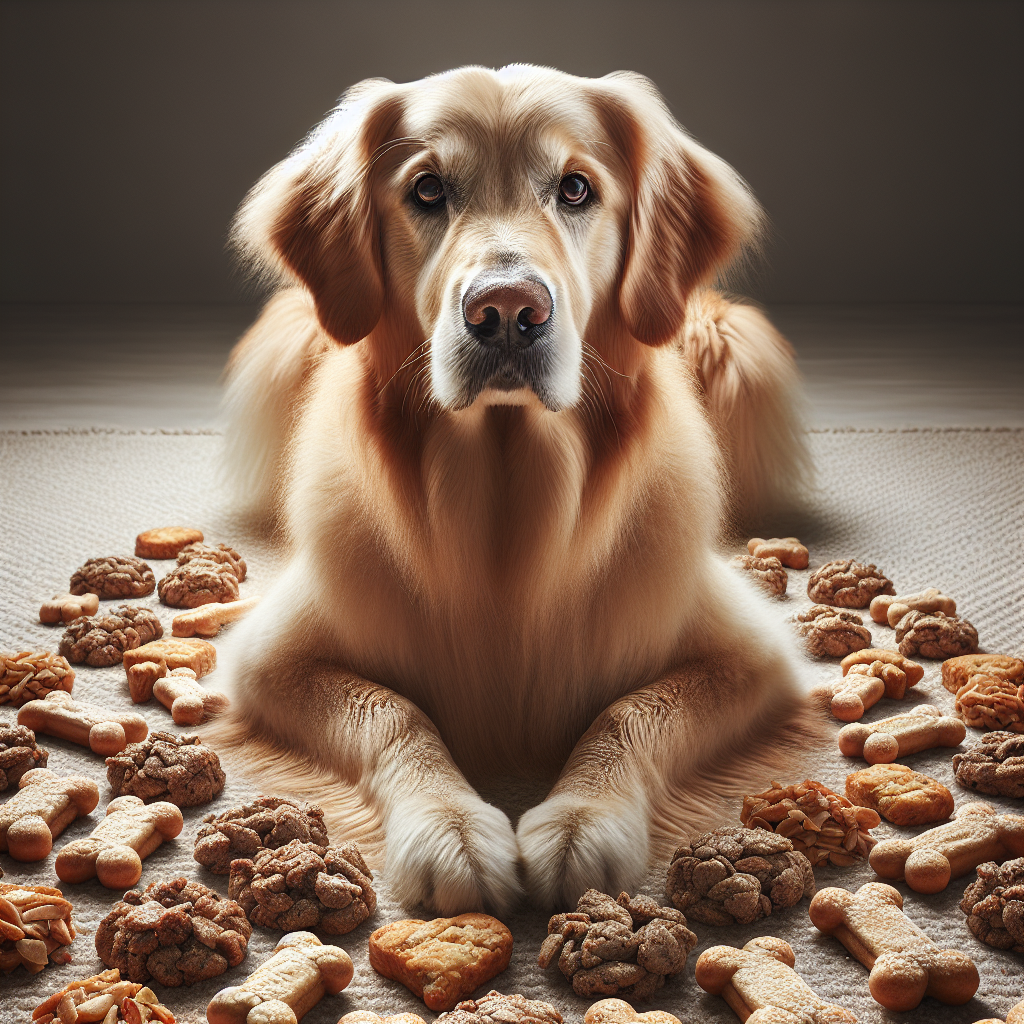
[39,592,99,625]
[18,691,148,755]
[794,605,871,658]
[0,650,75,707]
[153,667,230,725]
[955,676,1024,733]
[0,882,77,974]
[837,704,966,764]
[845,763,953,826]
[207,930,354,1024]
[809,882,978,1010]
[0,768,99,862]
[825,667,885,721]
[339,1014,427,1024]
[942,653,1024,694]
[869,801,1024,893]
[158,558,239,608]
[122,636,217,702]
[55,795,183,889]
[135,525,204,559]
[746,536,809,569]
[695,935,856,1023]
[172,596,261,638]
[869,587,957,626]
[840,647,925,694]
[584,998,681,1024]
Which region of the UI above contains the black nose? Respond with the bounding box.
[462,273,553,347]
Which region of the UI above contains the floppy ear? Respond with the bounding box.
[232,80,404,344]
[597,73,763,346]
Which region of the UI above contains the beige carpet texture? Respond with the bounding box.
[1,428,1022,1023]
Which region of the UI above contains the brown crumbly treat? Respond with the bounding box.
[666,827,814,926]
[0,768,99,861]
[70,555,155,599]
[837,703,966,764]
[959,857,1024,954]
[106,731,225,807]
[177,541,247,581]
[740,778,880,867]
[19,690,149,755]
[440,992,564,1024]
[730,554,787,597]
[0,649,75,706]
[746,537,808,570]
[809,882,979,1010]
[943,653,1024,694]
[59,605,163,667]
[895,609,979,659]
[194,795,329,873]
[39,591,99,625]
[95,877,252,986]
[0,722,48,792]
[845,763,954,826]
[32,968,178,1023]
[172,596,261,638]
[806,559,894,608]
[0,882,77,975]
[953,731,1024,798]
[793,605,871,657]
[538,890,696,1003]
[870,587,957,626]
[123,636,217,702]
[229,838,376,935]
[955,676,1024,732]
[158,558,239,608]
[136,526,204,559]
[341,1015,428,1024]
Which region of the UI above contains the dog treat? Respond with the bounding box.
[371,912,514,1011]
[583,999,678,1024]
[19,690,148,754]
[0,768,99,861]
[809,881,979,1010]
[32,968,179,1023]
[807,559,894,608]
[39,591,100,625]
[956,677,1024,733]
[826,650,924,721]
[106,731,226,807]
[895,609,979,659]
[740,778,880,867]
[538,890,696,1002]
[974,1001,1024,1024]
[123,636,217,702]
[953,731,1024,798]
[172,595,261,638]
[837,703,966,764]
[341,1015,427,1024]
[136,526,204,559]
[869,587,957,626]
[95,877,252,986]
[943,653,1024,694]
[794,605,871,657]
[0,883,77,974]
[158,558,240,608]
[695,935,856,1023]
[0,722,48,792]
[194,795,330,873]
[746,536,809,570]
[229,838,376,935]
[55,795,184,889]
[845,763,954,826]
[70,555,156,599]
[666,826,815,926]
[60,605,164,667]
[153,667,230,725]
[870,801,1024,893]
[177,540,247,581]
[0,649,75,706]
[439,992,563,1024]
[730,554,787,597]
[960,857,1024,953]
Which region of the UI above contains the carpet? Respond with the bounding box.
[1,427,1022,1023]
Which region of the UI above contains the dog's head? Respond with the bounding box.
[235,65,760,413]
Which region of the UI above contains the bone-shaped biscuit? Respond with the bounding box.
[747,537,809,569]
[153,667,230,725]
[39,592,99,625]
[869,801,1024,893]
[122,637,217,702]
[695,935,856,1023]
[828,650,923,721]
[207,930,354,1024]
[55,794,183,888]
[869,588,956,626]
[18,691,148,755]
[172,596,261,638]
[809,882,979,1010]
[840,648,924,695]
[0,768,99,861]
[837,704,965,763]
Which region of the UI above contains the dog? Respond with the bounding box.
[211,64,816,914]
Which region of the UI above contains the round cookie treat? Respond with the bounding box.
[807,559,894,608]
[59,606,163,667]
[158,558,239,608]
[895,609,979,659]
[177,541,247,581]
[794,606,871,657]
[106,731,225,807]
[959,857,1024,953]
[953,731,1024,798]
[70,556,155,599]
[136,525,204,559]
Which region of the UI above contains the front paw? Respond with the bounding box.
[385,795,521,916]
[517,792,650,908]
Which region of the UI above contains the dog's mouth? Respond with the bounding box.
[450,342,559,411]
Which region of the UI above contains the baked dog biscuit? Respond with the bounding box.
[123,636,217,702]
[869,801,1024,893]
[694,935,856,1023]
[973,1001,1024,1024]
[172,595,261,638]
[55,795,184,888]
[19,690,148,754]
[135,525,204,559]
[153,667,230,724]
[207,930,354,1024]
[809,882,979,1010]
[584,999,681,1024]
[339,1014,427,1024]
[747,537,809,569]
[869,587,957,626]
[1,650,75,706]
[39,592,99,625]
[942,653,1024,694]
[837,704,965,764]
[828,649,924,721]
[840,648,924,694]
[845,763,953,826]
[0,768,99,861]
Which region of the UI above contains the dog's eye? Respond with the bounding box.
[558,174,589,206]
[413,175,445,208]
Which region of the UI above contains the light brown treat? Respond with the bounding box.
[837,703,966,764]
[55,795,184,889]
[0,649,75,706]
[371,913,514,1011]
[870,801,1024,893]
[956,677,1024,733]
[828,651,924,721]
[59,605,164,667]
[122,636,217,702]
[437,992,562,1024]
[106,731,226,807]
[39,591,100,625]
[153,667,230,725]
[136,526,204,559]
[840,647,925,694]
[583,999,678,1024]
[746,536,809,570]
[974,1002,1024,1024]
[19,690,148,754]
[538,890,696,1003]
[823,667,885,722]
[845,763,954,826]
[0,768,99,861]
[0,882,77,974]
[95,876,252,986]
[869,587,957,626]
[895,609,979,659]
[810,882,978,1010]
[694,935,856,1023]
[0,722,48,792]
[740,779,880,867]
[158,558,239,608]
[666,827,815,926]
[207,930,353,1024]
[340,1014,427,1024]
[730,554,787,597]
[32,968,179,1023]
[70,555,155,599]
[172,595,261,638]
[943,653,1024,694]
[176,540,247,581]
[794,605,871,658]
[953,731,1024,798]
[959,857,1024,953]
[807,559,894,608]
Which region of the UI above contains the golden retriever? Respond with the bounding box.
[210,64,815,913]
